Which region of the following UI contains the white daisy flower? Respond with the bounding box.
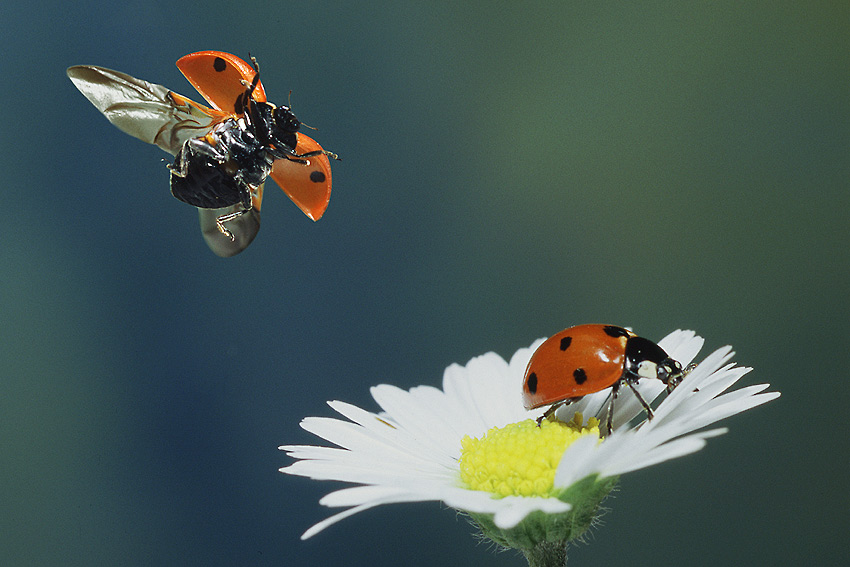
[279,329,779,563]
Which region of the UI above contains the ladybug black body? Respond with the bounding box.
[169,117,268,210]
[168,57,327,238]
[523,324,686,435]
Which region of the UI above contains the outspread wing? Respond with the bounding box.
[67,65,224,156]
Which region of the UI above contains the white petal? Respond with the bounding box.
[299,416,443,467]
[370,385,463,460]
[302,498,407,540]
[671,389,780,435]
[658,330,704,366]
[603,429,726,475]
[319,485,413,507]
[611,379,667,429]
[278,444,349,460]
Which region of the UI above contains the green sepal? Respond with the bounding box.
[465,474,619,552]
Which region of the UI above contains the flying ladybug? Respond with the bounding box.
[67,51,338,256]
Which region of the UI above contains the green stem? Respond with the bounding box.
[522,541,567,567]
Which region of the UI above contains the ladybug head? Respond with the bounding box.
[656,357,685,390]
[624,335,685,388]
[272,105,301,134]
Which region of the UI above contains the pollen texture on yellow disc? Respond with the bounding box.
[458,414,600,498]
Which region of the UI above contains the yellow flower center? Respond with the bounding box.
[458,414,601,498]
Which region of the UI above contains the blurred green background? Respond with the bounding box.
[1,1,846,565]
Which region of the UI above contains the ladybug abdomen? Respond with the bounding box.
[170,152,245,208]
[522,324,633,409]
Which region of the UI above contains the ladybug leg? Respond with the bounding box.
[269,147,306,164]
[215,207,250,241]
[214,187,255,241]
[170,137,228,180]
[293,148,340,160]
[624,379,654,421]
[168,139,223,187]
[189,136,229,163]
[277,148,340,164]
[167,147,190,178]
[665,362,698,393]
[605,383,621,436]
[536,399,571,426]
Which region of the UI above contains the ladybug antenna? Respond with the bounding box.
[237,53,260,98]
[287,90,317,130]
[248,53,260,75]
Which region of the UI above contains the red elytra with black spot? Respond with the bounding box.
[522,324,685,413]
[522,325,634,409]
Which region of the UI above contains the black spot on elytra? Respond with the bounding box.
[526,372,538,394]
[310,170,326,183]
[573,368,587,385]
[213,57,227,72]
[603,325,630,338]
[560,336,572,351]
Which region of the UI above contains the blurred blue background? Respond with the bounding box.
[1,1,846,565]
